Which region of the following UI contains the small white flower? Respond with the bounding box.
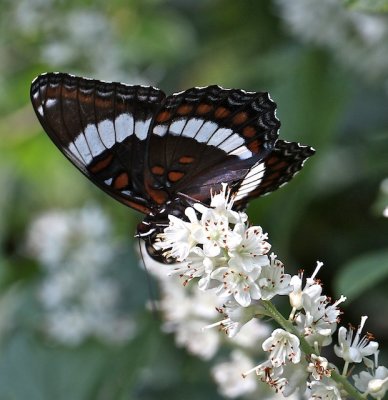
[154,211,199,261]
[289,272,304,311]
[307,354,332,380]
[262,329,301,368]
[289,261,324,315]
[212,350,258,398]
[195,182,245,225]
[204,299,263,337]
[296,293,346,347]
[334,316,379,363]
[308,380,342,399]
[171,246,215,284]
[258,253,292,300]
[194,209,233,257]
[212,266,262,307]
[295,310,336,347]
[243,359,287,392]
[228,224,270,273]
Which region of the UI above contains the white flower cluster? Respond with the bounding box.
[154,184,386,399]
[26,205,134,346]
[142,243,272,364]
[155,183,291,309]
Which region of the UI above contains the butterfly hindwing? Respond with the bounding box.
[30,72,166,213]
[233,139,315,209]
[144,85,280,203]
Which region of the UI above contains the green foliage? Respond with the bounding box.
[334,249,388,300]
[343,0,388,12]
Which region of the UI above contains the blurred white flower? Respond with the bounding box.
[276,0,388,86]
[354,362,388,399]
[212,350,258,398]
[26,205,135,345]
[229,318,272,349]
[308,380,342,399]
[383,207,388,218]
[26,206,113,269]
[156,277,221,360]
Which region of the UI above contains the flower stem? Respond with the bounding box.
[261,300,365,400]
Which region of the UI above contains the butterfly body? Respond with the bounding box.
[30,72,315,248]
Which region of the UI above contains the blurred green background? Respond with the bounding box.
[0,0,387,399]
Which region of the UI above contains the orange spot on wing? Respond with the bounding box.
[267,156,280,166]
[177,104,193,115]
[145,182,168,205]
[113,172,129,189]
[168,171,184,182]
[179,155,195,164]
[242,126,256,138]
[248,140,262,154]
[151,165,165,176]
[197,103,213,114]
[266,171,281,181]
[215,107,230,118]
[89,153,113,173]
[151,190,168,205]
[156,111,171,123]
[232,112,248,125]
[272,160,289,171]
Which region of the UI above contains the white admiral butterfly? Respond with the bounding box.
[30,73,314,256]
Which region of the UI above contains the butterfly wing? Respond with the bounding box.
[144,85,280,204]
[232,139,315,210]
[30,72,166,213]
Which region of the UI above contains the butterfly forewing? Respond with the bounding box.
[145,85,281,204]
[30,72,166,213]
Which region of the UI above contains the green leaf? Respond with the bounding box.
[334,249,388,300]
[343,0,388,12]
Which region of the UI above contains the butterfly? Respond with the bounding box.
[30,72,315,259]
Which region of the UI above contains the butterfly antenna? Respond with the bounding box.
[137,237,159,317]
